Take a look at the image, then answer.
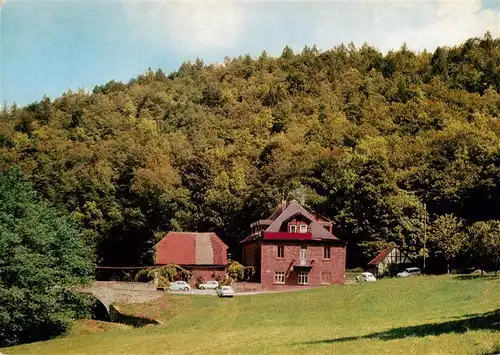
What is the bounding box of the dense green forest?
[1,33,500,270]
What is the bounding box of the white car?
[356,272,377,282]
[397,267,422,278]
[198,280,219,290]
[168,281,191,291]
[216,286,235,298]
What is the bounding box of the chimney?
[281,200,287,212]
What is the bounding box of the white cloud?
[313,0,500,53]
[123,1,245,53]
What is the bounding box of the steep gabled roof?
[266,200,337,240]
[155,232,228,266]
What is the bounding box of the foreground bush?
[0,169,94,347]
[228,262,245,281]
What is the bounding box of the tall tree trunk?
[447,262,450,274]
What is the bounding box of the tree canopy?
[1,33,499,270]
[0,169,94,347]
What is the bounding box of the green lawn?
[5,275,500,355]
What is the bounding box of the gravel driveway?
[82,282,314,306]
[168,287,311,296]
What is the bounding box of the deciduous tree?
[429,214,466,273]
[0,169,94,346]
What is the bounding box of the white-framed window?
[277,245,284,258]
[289,225,297,233]
[324,246,331,259]
[298,272,309,285]
[299,224,308,233]
[321,272,332,284]
[275,272,285,284]
[300,246,307,263]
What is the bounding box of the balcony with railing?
[262,232,313,241]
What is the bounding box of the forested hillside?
[1,33,499,269]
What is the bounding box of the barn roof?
[155,232,228,266]
[367,246,395,266]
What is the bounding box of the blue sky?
[1,0,499,106]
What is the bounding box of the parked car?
[216,286,235,298]
[198,280,219,290]
[397,267,422,278]
[356,272,377,282]
[168,281,191,291]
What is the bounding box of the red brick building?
[155,232,228,285]
[241,200,346,288]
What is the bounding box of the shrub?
[136,264,192,288]
[228,261,245,281]
[220,275,234,286]
[195,276,207,287]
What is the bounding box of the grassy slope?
[5,275,500,355]
[68,320,132,337]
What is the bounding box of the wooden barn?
[367,246,412,277]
